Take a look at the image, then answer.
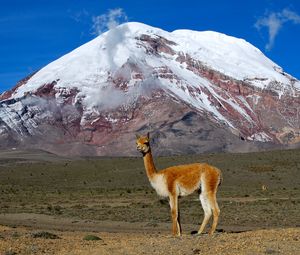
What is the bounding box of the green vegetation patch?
[4,251,17,255]
[83,234,102,241]
[31,231,60,239]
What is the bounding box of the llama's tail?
[218,170,223,187]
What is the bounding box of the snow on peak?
[170,29,296,89]
[12,21,299,101]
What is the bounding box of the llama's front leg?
[169,194,181,236]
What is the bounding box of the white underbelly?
[150,175,169,197]
[177,185,193,197]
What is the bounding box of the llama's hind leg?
[208,192,220,235]
[198,192,212,234]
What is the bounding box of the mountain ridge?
[0,22,299,156]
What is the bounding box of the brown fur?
[136,133,222,236]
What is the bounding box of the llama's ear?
[146,132,150,139]
[135,134,140,139]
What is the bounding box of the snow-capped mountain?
[0,22,299,156]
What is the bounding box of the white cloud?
[282,9,300,23]
[255,8,300,51]
[91,8,128,35]
[79,58,162,110]
[69,9,89,23]
[80,78,161,111]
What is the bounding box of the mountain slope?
[0,22,299,156]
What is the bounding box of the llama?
[136,133,222,236]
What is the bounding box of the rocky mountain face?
[0,22,299,156]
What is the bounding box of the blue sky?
[1,0,300,93]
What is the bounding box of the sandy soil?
[0,221,299,255]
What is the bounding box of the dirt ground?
[0,149,299,254]
[0,223,299,255]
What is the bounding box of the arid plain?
[0,149,299,254]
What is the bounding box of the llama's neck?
[143,150,157,180]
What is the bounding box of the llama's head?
[136,133,150,155]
